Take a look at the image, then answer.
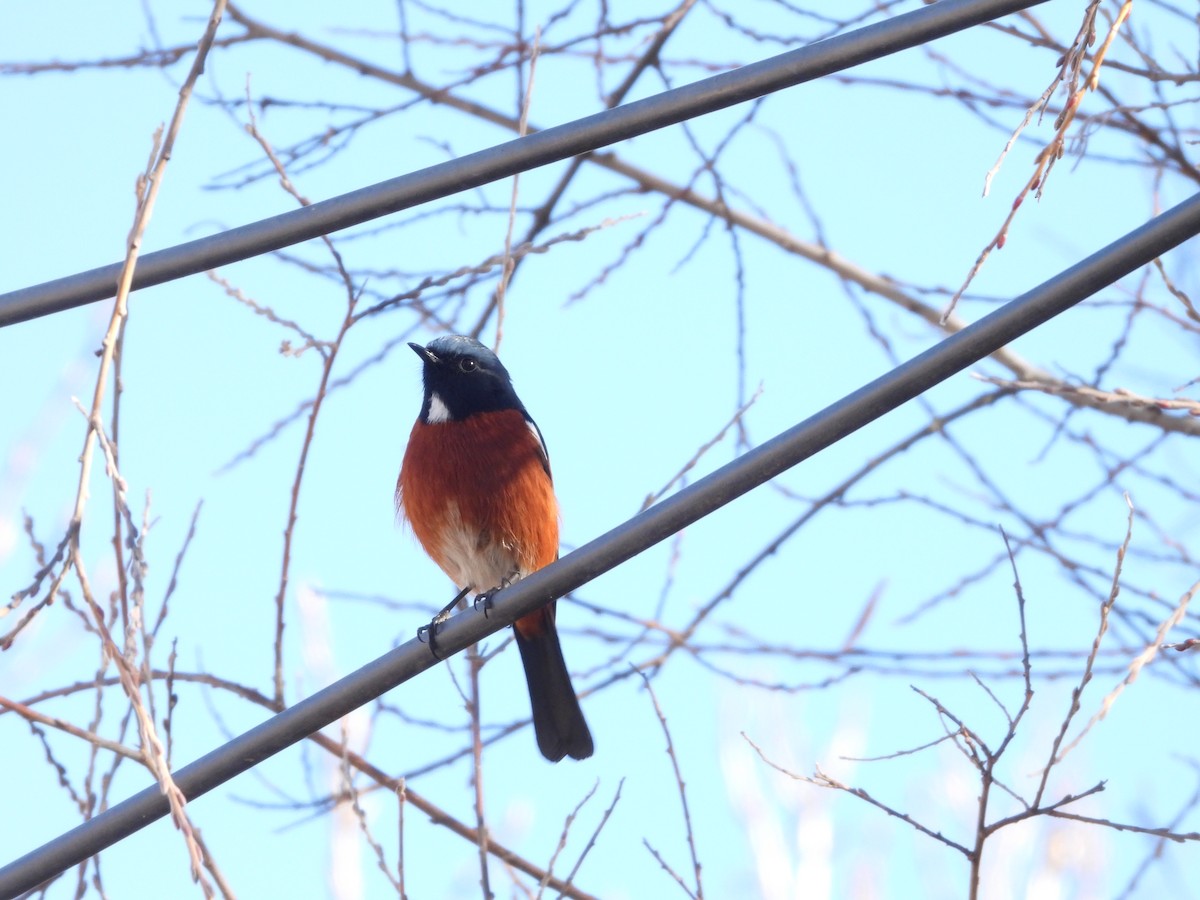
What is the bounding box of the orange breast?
[398,409,559,591]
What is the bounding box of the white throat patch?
[426,392,452,424]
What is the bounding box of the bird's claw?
[473,590,496,618]
[418,587,470,658]
[417,619,446,659]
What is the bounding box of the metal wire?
[3,188,1199,897]
[0,0,1048,328]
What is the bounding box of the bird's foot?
[417,586,471,658]
[473,590,495,617]
[416,621,443,658]
[474,571,520,618]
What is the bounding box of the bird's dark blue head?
[409,335,526,423]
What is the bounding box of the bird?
[397,334,594,762]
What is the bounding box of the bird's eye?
[458,358,478,373]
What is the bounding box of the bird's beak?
[408,342,438,365]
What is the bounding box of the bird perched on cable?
[397,335,594,762]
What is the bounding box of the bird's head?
[408,335,524,423]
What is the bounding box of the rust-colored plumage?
[399,410,558,590]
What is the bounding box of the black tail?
[513,607,594,762]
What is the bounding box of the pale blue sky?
[2,2,1198,898]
